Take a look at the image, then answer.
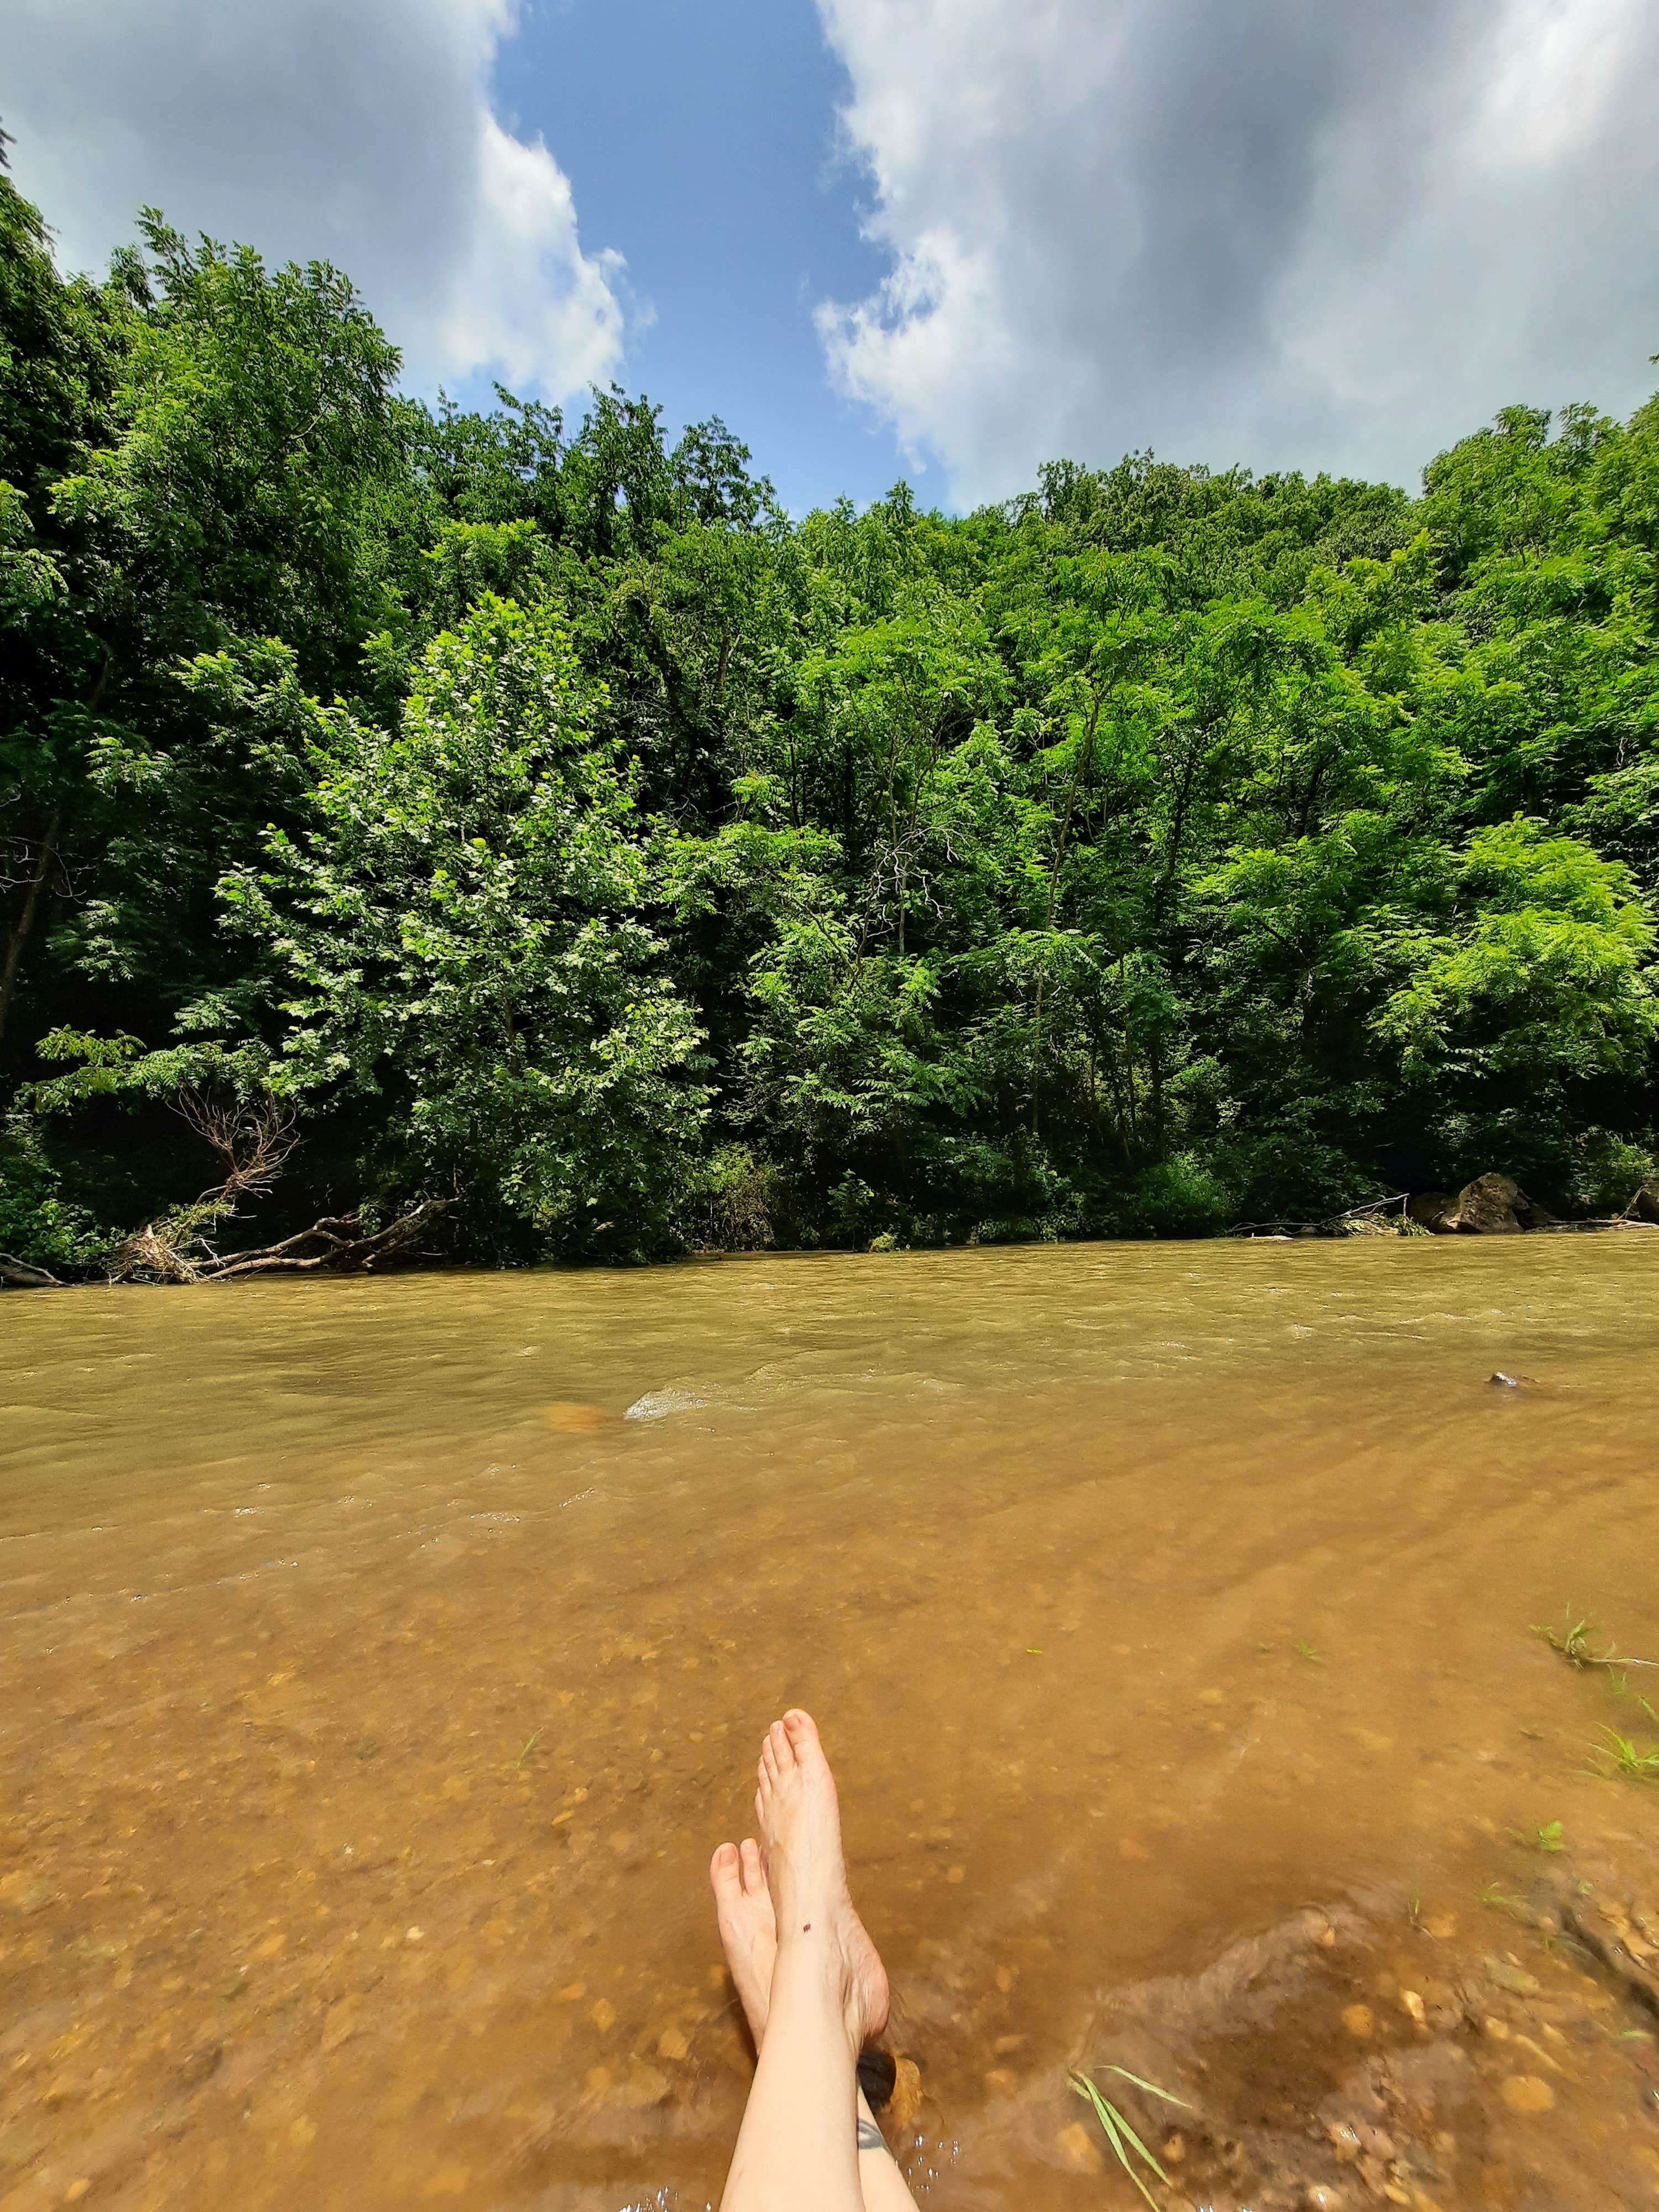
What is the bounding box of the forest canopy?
[3,166,1658,1272]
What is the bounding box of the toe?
[739,1838,764,1893]
[782,1709,820,1758]
[769,1718,794,1769]
[709,1841,741,1902]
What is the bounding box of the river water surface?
[4,1240,1659,2210]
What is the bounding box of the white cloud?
[815,0,1659,505]
[3,0,626,403]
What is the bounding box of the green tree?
[222,594,709,1256]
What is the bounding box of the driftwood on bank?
[112,1198,451,1284]
[1,1252,61,1288]
[1233,1169,1659,1240]
[1229,1193,1409,1239]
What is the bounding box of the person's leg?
[713,1711,900,2212]
[711,1833,918,2212]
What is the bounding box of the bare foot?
[709,1836,776,2046]
[754,1709,889,2053]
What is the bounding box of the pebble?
[1342,2003,1375,2039]
[1305,2188,1345,2210]
[889,2057,924,2130]
[1056,2120,1103,2175]
[1484,1955,1538,1996]
[1500,2074,1554,2114]
[613,2058,670,2109]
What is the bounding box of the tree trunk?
[0,812,60,1050]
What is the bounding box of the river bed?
[3,1240,1658,2209]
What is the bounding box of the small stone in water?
[1500,2074,1554,2114]
[1056,2121,1103,2175]
[888,2056,924,2130]
[1342,2003,1375,2039]
[656,2026,688,2061]
[614,2058,671,2109]
[1484,1955,1539,1996]
[589,1998,616,2032]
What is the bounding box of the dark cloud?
[816,0,1659,500]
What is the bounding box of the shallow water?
[3,1240,1659,2210]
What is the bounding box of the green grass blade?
[1103,2104,1171,2186]
[1105,2063,1191,2110]
[1069,2072,1160,2211]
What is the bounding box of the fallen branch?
[197,1199,452,1279]
[107,1198,451,1284]
[1229,1193,1408,1238]
[0,1251,60,1288]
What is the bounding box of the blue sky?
[486,0,924,513]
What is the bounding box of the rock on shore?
[1409,1174,1554,1234]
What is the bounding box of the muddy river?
[3,1240,1659,2210]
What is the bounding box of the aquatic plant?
[1068,2064,1190,2210]
[1478,1879,1535,1922]
[1592,1728,1659,1781]
[1533,1613,1657,1672]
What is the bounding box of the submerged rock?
[624,1389,711,1422]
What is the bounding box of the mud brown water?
[3,1240,1659,2211]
